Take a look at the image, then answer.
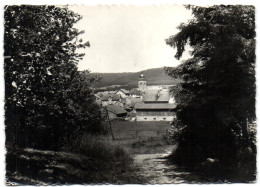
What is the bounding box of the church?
[134,74,176,121]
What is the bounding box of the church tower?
[138,74,147,91]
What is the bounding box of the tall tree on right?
[165,5,256,180]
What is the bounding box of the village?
[94,74,176,121]
[4,4,256,185]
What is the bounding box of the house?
[134,88,176,121]
[134,103,176,121]
[129,89,142,98]
[106,104,127,119]
[101,93,121,106]
[115,89,130,98]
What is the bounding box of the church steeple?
[138,73,147,91]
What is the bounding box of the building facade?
[134,103,176,121]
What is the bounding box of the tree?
[4,5,103,149]
[165,5,256,180]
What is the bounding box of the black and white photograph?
[1,0,257,185]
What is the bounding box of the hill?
[86,67,180,88]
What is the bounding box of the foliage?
[4,5,103,150]
[165,5,256,180]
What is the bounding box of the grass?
[109,121,170,139]
[6,135,145,185]
[102,121,172,154]
[6,121,172,185]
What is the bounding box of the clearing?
[105,120,203,184]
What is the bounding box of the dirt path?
[133,146,202,184]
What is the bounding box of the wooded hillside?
[86,67,181,87]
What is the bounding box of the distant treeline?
[85,67,182,88]
[93,85,137,93]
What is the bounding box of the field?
[102,121,173,154]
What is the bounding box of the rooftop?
[116,89,130,94]
[143,89,170,102]
[134,103,176,110]
[101,93,121,101]
[129,97,143,107]
[106,104,127,114]
[129,89,142,95]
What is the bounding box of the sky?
[69,5,193,73]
